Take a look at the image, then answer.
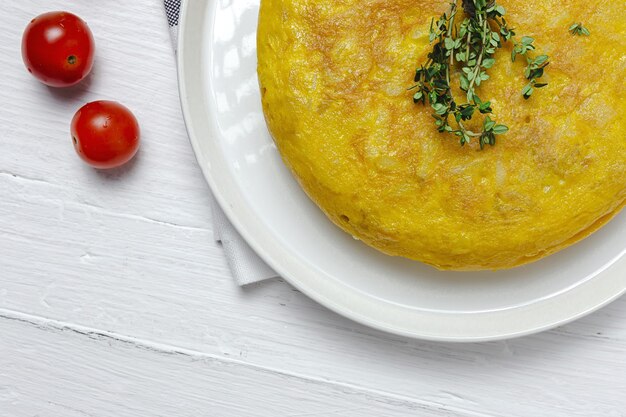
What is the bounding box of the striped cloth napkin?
[163,0,278,286]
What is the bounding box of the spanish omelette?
[257,0,626,270]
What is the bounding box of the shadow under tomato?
[45,67,95,101]
[91,147,141,181]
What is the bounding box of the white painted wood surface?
[1,1,625,416]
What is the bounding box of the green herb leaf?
[482,58,496,68]
[522,84,534,99]
[569,23,590,36]
[432,103,448,115]
[484,117,496,131]
[492,124,509,134]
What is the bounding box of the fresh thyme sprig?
[409,0,549,148]
[569,23,590,36]
[511,37,549,99]
[522,53,549,99]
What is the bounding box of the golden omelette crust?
[257,0,626,270]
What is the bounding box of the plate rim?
[176,0,626,342]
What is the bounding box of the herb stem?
[467,18,489,99]
[457,121,481,137]
[448,2,458,70]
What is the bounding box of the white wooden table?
[1,1,625,416]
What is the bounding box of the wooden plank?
[0,311,474,417]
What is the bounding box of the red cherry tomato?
[71,101,140,169]
[22,11,95,87]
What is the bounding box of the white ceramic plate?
[177,0,626,341]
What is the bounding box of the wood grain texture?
[0,311,475,417]
[0,1,625,416]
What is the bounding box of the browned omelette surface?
[258,0,626,270]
